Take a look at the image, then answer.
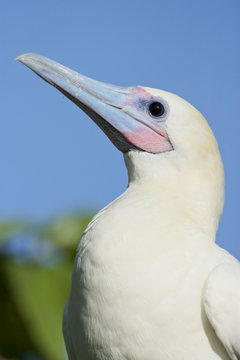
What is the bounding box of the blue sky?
[1,0,240,258]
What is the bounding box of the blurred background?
[1,0,239,359]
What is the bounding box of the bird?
[16,53,240,360]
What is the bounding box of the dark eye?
[148,101,165,117]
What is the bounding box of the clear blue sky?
[1,0,240,258]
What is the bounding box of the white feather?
[63,88,239,360]
[204,262,240,360]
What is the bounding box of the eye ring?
[148,101,165,118]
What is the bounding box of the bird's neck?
[123,150,224,241]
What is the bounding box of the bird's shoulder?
[203,249,240,360]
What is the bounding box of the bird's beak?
[16,53,171,153]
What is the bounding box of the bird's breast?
[67,202,228,360]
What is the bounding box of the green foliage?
[43,214,91,260]
[0,213,93,360]
[0,220,31,245]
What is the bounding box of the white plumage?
[16,53,240,360]
[63,89,239,360]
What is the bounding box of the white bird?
[17,53,240,360]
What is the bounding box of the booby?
[17,53,240,360]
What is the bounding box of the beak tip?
[15,52,38,64]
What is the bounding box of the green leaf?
[1,259,73,360]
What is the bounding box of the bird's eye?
[148,101,165,118]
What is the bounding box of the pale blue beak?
[16,53,142,152]
[16,53,172,154]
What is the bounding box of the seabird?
[17,53,240,360]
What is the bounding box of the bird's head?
[17,53,224,233]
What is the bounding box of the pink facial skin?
[123,127,172,153]
[122,86,173,153]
